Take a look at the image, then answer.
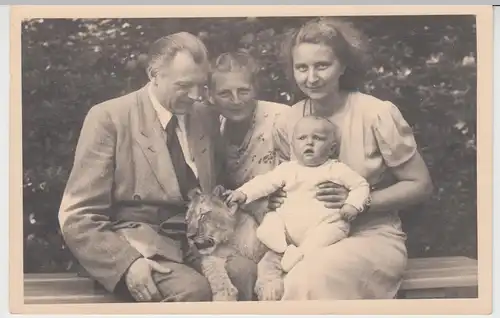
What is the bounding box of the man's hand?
[339,204,359,222]
[125,258,172,302]
[315,181,349,209]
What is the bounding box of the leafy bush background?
[22,16,477,273]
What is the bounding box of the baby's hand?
[224,190,247,206]
[339,204,359,222]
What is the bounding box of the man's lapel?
[132,85,183,200]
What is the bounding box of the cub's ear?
[207,95,215,105]
[212,185,226,198]
[228,202,238,216]
[187,187,202,201]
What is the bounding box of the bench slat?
[24,294,121,304]
[403,266,478,279]
[24,284,108,297]
[24,273,86,279]
[400,273,478,290]
[405,256,477,269]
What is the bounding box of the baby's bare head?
[294,116,336,135]
[292,116,338,166]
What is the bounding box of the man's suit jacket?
[58,84,223,292]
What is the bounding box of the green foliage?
[22,16,477,273]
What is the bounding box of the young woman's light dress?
[272,91,414,299]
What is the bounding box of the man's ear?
[146,66,155,82]
[212,185,226,198]
[187,187,202,201]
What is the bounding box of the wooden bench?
[23,256,478,304]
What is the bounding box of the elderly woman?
[268,17,433,299]
[207,51,290,224]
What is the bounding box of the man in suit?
[58,32,257,302]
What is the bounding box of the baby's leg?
[300,219,350,253]
[281,219,349,273]
[280,245,304,273]
[256,212,288,254]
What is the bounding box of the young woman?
[268,17,433,300]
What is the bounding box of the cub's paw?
[255,279,284,301]
[213,284,239,301]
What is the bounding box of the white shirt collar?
[148,83,185,131]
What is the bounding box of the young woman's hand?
[315,181,349,209]
[267,188,287,210]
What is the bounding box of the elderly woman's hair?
[208,50,261,88]
[146,32,209,78]
[281,17,372,91]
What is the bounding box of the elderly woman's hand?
[315,181,349,209]
[267,188,287,210]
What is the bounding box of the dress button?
[133,194,141,200]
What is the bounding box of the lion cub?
[185,185,267,301]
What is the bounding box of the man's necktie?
[165,116,198,201]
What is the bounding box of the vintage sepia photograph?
[9,5,493,315]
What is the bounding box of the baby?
[226,115,371,272]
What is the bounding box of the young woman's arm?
[368,151,433,213]
[302,151,433,212]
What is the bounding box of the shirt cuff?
[343,197,366,213]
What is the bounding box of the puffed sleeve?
[372,101,418,167]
